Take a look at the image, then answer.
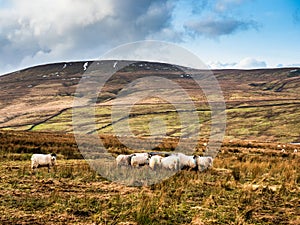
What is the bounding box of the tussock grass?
[0,131,299,224]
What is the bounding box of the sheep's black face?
[51,153,57,161]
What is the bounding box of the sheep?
[149,155,163,170]
[31,153,57,173]
[195,156,213,172]
[149,152,171,157]
[116,154,134,166]
[294,149,298,153]
[174,153,197,170]
[161,155,180,170]
[281,149,286,153]
[130,153,150,167]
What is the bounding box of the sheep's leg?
[31,162,35,171]
[31,165,36,174]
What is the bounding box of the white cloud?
[209,57,267,69]
[182,0,258,38]
[277,63,300,68]
[0,0,265,75]
[185,18,257,38]
[0,0,177,74]
[214,0,244,12]
[208,61,236,69]
[235,57,267,69]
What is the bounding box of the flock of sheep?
[116,152,213,172]
[30,146,298,173]
[277,144,298,153]
[30,152,213,173]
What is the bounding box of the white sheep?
[116,154,134,166]
[175,153,197,170]
[149,155,163,170]
[281,149,286,153]
[294,149,298,153]
[196,156,213,171]
[31,153,57,173]
[130,153,150,167]
[161,155,180,170]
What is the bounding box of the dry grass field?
[0,131,299,225]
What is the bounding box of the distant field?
[0,130,299,224]
[23,101,299,143]
[0,61,299,142]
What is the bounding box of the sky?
[0,0,299,75]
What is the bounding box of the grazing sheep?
[281,149,286,153]
[116,154,134,166]
[175,153,197,170]
[294,149,298,153]
[31,153,57,173]
[130,153,150,167]
[149,155,163,170]
[196,156,213,172]
[161,155,180,170]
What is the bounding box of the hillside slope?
[0,61,299,142]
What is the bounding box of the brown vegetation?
[0,62,299,224]
[0,61,299,142]
[0,130,299,224]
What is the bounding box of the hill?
[0,61,299,224]
[0,61,299,142]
